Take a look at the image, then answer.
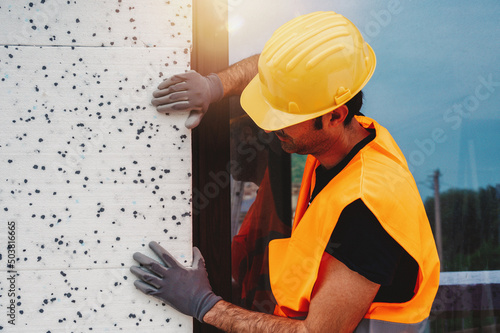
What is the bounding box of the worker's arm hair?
[203,253,380,333]
[218,54,259,97]
[204,300,307,333]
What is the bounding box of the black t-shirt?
[310,129,418,303]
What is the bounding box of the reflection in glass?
[230,104,291,313]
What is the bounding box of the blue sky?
[229,0,500,200]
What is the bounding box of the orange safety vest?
[268,116,440,329]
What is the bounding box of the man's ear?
[327,105,348,127]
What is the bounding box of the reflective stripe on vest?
[268,116,440,325]
[355,318,430,333]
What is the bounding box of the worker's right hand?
[152,70,224,129]
[131,242,222,322]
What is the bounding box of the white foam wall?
[0,1,193,332]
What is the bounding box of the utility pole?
[433,169,443,269]
[496,184,500,245]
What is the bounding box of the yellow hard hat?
[241,11,376,131]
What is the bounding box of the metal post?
[434,169,443,269]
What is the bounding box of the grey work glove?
[151,70,224,129]
[130,242,222,322]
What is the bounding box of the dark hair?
[313,90,364,130]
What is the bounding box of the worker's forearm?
[218,54,259,97]
[203,300,307,333]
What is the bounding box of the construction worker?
[131,11,440,332]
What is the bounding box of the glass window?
[229,99,291,313]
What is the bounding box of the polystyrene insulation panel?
[0,1,194,332]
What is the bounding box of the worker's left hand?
[151,70,224,129]
[130,242,222,322]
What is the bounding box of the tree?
[424,185,500,271]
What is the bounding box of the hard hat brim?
[241,43,376,132]
[240,75,335,131]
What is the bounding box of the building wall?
[0,1,193,332]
